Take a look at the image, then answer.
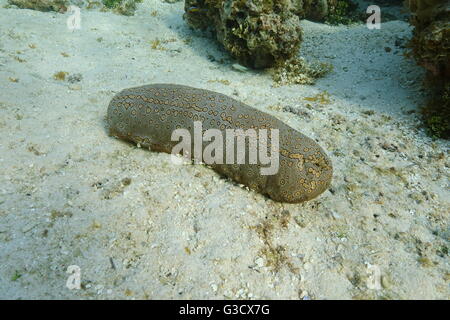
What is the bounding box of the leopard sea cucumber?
[107,84,332,203]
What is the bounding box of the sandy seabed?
[0,1,448,299]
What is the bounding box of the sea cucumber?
[107,84,332,203]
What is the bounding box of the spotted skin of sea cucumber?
[107,84,333,203]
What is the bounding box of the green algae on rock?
[271,57,334,86]
[107,84,333,203]
[102,0,142,16]
[7,0,68,12]
[7,0,143,15]
[325,0,360,25]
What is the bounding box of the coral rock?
[406,0,450,138]
[184,0,305,69]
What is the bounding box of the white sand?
[0,1,448,299]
